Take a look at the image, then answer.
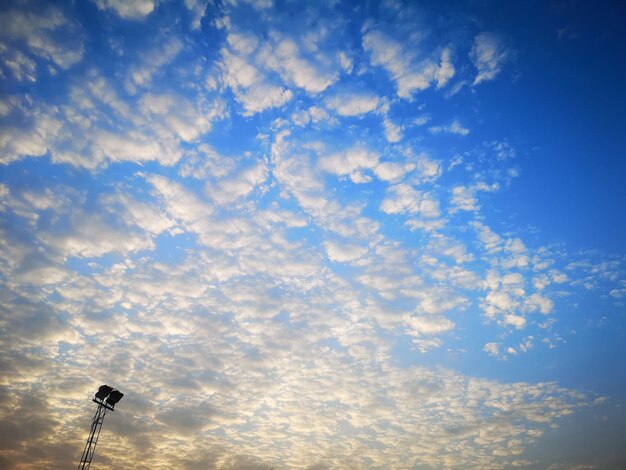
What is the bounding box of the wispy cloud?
[471,32,511,85]
[428,119,470,135]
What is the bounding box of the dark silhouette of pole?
[78,385,123,470]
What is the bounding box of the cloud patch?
[363,30,455,98]
[471,32,511,85]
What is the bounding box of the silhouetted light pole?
[77,385,124,470]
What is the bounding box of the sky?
[0,0,625,468]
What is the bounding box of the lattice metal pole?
[77,401,109,470]
[77,385,123,470]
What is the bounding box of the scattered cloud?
[0,3,84,72]
[413,114,430,126]
[318,145,379,183]
[0,1,622,469]
[260,34,338,94]
[93,0,156,20]
[125,36,183,92]
[429,119,470,136]
[471,32,511,85]
[324,91,380,117]
[324,239,369,263]
[363,30,455,98]
[484,342,501,357]
[381,184,440,217]
[219,35,293,115]
[383,117,403,142]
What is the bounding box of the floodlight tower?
[77,385,124,470]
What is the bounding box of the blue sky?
[1,0,625,468]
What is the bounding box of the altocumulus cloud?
[0,0,625,469]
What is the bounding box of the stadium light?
[78,385,124,470]
[94,385,113,401]
[106,390,124,408]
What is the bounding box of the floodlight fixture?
[78,385,124,470]
[106,390,124,408]
[95,385,113,401]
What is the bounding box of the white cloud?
[219,44,293,115]
[413,115,430,126]
[472,221,502,253]
[380,184,440,217]
[0,183,9,205]
[471,32,510,85]
[272,133,381,241]
[94,0,155,20]
[90,129,176,167]
[0,98,12,117]
[259,35,338,94]
[428,120,469,136]
[84,73,132,120]
[519,337,534,353]
[505,314,527,329]
[0,5,84,71]
[427,234,473,264]
[0,3,615,467]
[225,0,273,10]
[237,82,293,115]
[489,139,517,160]
[181,145,237,180]
[409,153,442,184]
[324,240,368,263]
[0,103,60,164]
[0,45,37,81]
[480,262,560,330]
[405,315,455,335]
[140,92,213,142]
[417,286,468,314]
[102,191,176,236]
[325,92,380,117]
[220,41,259,88]
[363,30,455,98]
[524,293,555,315]
[451,185,478,211]
[373,161,414,182]
[272,132,324,194]
[41,212,154,258]
[257,205,308,229]
[205,159,268,204]
[484,342,500,357]
[436,47,455,88]
[148,175,214,226]
[411,337,443,352]
[12,69,227,170]
[450,183,498,212]
[291,106,334,127]
[318,146,379,182]
[337,50,353,73]
[126,36,183,92]
[502,238,530,269]
[383,117,403,142]
[184,0,207,30]
[483,288,518,313]
[609,280,626,299]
